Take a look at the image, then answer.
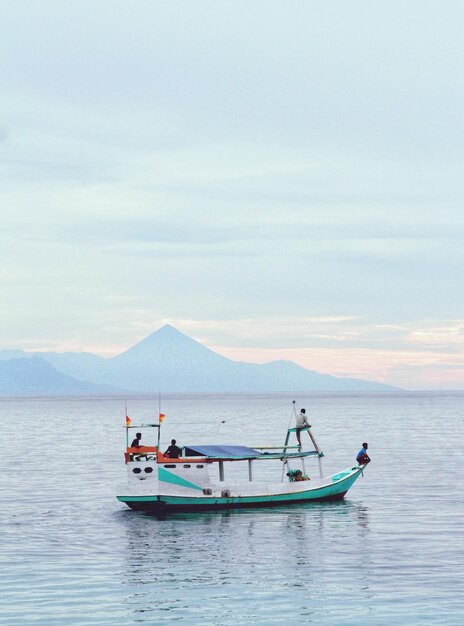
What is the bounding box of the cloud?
[0,2,464,389]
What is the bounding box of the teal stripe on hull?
[158,466,203,491]
[117,468,363,511]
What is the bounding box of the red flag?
[126,415,131,426]
[159,413,165,423]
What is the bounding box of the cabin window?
[132,468,142,474]
[164,464,176,469]
[183,464,191,469]
[196,465,204,469]
[144,467,153,473]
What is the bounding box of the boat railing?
[125,447,212,464]
[125,446,159,463]
[126,446,158,453]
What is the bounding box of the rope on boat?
[216,399,294,426]
[174,399,293,429]
[286,400,298,432]
[196,400,294,437]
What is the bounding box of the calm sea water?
[0,393,463,625]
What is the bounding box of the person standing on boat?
[356,443,371,465]
[164,439,182,458]
[296,408,311,448]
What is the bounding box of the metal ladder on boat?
[283,404,324,479]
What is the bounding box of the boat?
[116,401,367,513]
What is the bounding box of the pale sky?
[1,1,463,390]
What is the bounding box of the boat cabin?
[124,421,324,487]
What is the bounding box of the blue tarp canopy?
[184,445,260,459]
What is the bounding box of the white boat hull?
[117,465,365,512]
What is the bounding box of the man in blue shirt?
[356,442,371,465]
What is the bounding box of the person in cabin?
[164,439,182,458]
[295,408,311,448]
[131,432,142,448]
[356,442,371,465]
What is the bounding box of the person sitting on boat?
[164,439,182,459]
[131,432,142,448]
[129,432,148,461]
[295,408,311,448]
[356,443,371,465]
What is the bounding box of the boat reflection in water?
[119,500,371,621]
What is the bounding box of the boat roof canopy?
[184,445,260,459]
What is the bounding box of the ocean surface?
[0,392,463,625]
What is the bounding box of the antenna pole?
[125,399,129,448]
[157,390,161,449]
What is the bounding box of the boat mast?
[125,400,129,449]
[157,390,161,449]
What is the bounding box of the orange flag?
[159,413,166,423]
[126,415,131,426]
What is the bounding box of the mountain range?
[0,324,399,395]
